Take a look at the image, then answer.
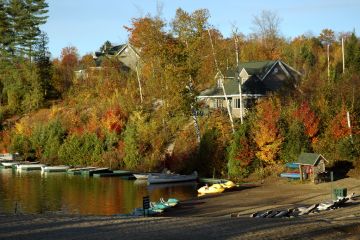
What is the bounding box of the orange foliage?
[101,106,127,134]
[235,139,254,167]
[252,99,283,164]
[329,107,351,140]
[293,101,320,140]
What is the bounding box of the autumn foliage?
[293,101,320,142]
[252,99,283,165]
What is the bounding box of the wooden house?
[295,153,328,183]
[197,60,301,118]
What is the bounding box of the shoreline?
[1,178,360,239]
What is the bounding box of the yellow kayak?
[220,181,236,189]
[197,184,225,194]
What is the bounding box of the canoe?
[148,171,198,184]
[280,173,301,179]
[16,164,46,171]
[285,163,300,169]
[133,172,161,180]
[41,166,70,173]
[133,173,150,180]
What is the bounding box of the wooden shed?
[295,153,328,183]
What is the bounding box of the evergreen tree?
[0,0,12,56]
[23,0,48,61]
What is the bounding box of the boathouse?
[295,153,328,183]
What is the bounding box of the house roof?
[198,60,300,98]
[296,153,328,166]
[237,60,277,79]
[199,74,266,97]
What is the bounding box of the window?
[273,67,278,74]
[234,98,240,108]
[215,99,223,108]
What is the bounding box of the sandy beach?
[1,178,360,239]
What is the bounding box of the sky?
[42,0,360,58]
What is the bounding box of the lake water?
[0,169,198,215]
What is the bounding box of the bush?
[58,132,104,166]
[29,119,66,163]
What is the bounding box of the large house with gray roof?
[93,43,140,71]
[75,43,140,79]
[197,60,301,118]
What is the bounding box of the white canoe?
[41,165,70,173]
[148,171,198,184]
[133,173,163,180]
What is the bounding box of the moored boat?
[148,171,198,184]
[67,167,97,173]
[1,161,20,168]
[41,165,70,173]
[81,167,112,176]
[16,164,46,171]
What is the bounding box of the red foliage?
[329,107,351,140]
[293,101,320,140]
[61,46,79,68]
[235,139,254,167]
[102,106,127,134]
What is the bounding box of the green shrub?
[58,132,104,166]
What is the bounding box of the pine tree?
[7,0,48,59]
[23,0,48,61]
[0,0,12,56]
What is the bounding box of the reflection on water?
[0,169,198,215]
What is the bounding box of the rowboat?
[133,173,150,180]
[41,165,70,173]
[148,171,198,184]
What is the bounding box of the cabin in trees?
[197,60,301,118]
[75,43,140,79]
[93,43,140,71]
[295,153,328,183]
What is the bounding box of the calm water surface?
[0,169,198,215]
